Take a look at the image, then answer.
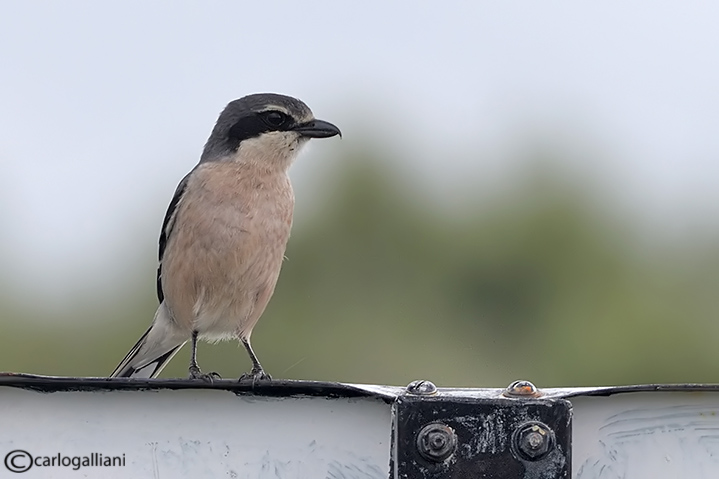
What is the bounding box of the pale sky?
[1,2,718,304]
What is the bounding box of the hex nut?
[513,422,554,461]
[416,422,457,462]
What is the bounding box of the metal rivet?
[503,379,540,397]
[406,379,437,396]
[513,422,554,461]
[416,423,457,462]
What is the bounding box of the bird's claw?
[188,365,221,382]
[239,368,272,384]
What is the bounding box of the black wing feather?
[157,172,192,303]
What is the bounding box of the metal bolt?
[513,422,554,461]
[406,379,437,396]
[416,423,457,462]
[503,379,539,397]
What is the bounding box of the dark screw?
[406,379,437,396]
[416,423,457,462]
[503,379,539,397]
[513,422,554,461]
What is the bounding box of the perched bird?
[111,94,341,380]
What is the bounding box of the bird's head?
[200,93,341,169]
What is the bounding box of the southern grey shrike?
[111,93,341,380]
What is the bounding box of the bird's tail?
[110,303,187,378]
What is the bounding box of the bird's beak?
[293,119,342,139]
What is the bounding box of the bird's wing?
[157,171,192,303]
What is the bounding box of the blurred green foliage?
[1,143,717,387]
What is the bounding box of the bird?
[110,93,341,380]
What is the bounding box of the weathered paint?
[573,392,719,479]
[392,395,571,479]
[0,387,390,479]
[2,376,719,478]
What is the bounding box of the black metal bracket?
[392,383,572,478]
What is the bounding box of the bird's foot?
[188,365,222,382]
[238,367,272,384]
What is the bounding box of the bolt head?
[513,422,554,461]
[406,379,437,396]
[503,379,539,397]
[416,423,457,462]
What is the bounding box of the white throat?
[232,131,307,172]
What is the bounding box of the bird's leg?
[188,330,221,381]
[188,331,202,377]
[239,337,271,382]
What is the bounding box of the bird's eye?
[262,111,288,128]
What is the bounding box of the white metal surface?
[2,377,719,478]
[573,392,719,479]
[0,387,391,478]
